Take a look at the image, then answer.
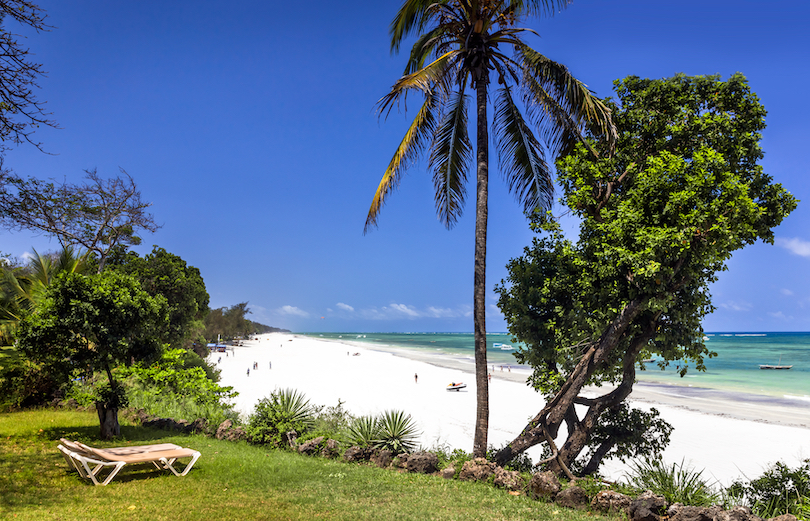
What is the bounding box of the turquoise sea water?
[302,332,810,403]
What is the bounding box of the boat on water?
[640,358,655,364]
[760,355,792,370]
[446,382,467,391]
[493,343,513,350]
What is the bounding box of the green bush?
[247,388,315,446]
[727,460,810,520]
[345,415,379,448]
[375,410,419,453]
[626,458,719,506]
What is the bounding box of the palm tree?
[0,246,88,342]
[365,0,616,457]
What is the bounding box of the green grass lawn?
[0,409,618,520]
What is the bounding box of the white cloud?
[776,237,810,258]
[336,302,355,312]
[277,305,309,318]
[718,301,752,312]
[767,311,791,320]
[21,251,35,262]
[781,288,794,296]
[388,303,421,317]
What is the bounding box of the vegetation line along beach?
[1,0,809,519]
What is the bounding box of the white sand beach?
[211,332,810,486]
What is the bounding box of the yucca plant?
[346,415,379,448]
[247,388,315,446]
[374,410,420,454]
[626,458,719,506]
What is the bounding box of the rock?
[628,490,668,521]
[297,436,324,456]
[529,471,561,500]
[215,419,234,440]
[556,486,589,509]
[493,467,524,491]
[175,419,191,432]
[394,453,409,468]
[406,451,439,474]
[767,515,798,521]
[459,458,496,482]
[715,506,754,521]
[321,439,340,458]
[670,505,724,521]
[441,467,456,479]
[591,490,632,513]
[189,418,208,434]
[221,426,246,441]
[371,449,393,468]
[343,446,371,463]
[283,430,298,449]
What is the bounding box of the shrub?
[346,415,379,448]
[375,410,419,453]
[626,458,719,506]
[727,460,810,520]
[247,388,314,446]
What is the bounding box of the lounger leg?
[160,451,200,476]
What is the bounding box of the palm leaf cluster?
[366,0,615,232]
[0,247,88,342]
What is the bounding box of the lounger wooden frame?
[58,438,201,486]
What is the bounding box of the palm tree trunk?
[472,79,489,459]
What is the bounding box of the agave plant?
[273,388,315,429]
[346,415,379,448]
[374,410,420,454]
[626,458,719,506]
[247,388,315,445]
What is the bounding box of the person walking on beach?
[269,361,272,369]
[414,373,418,383]
[247,368,250,377]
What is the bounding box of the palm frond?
[509,0,573,18]
[429,88,471,228]
[378,51,458,116]
[404,26,448,75]
[493,86,553,214]
[390,0,446,53]
[517,44,616,158]
[365,94,440,234]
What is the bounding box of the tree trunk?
[493,297,650,468]
[96,402,120,439]
[472,78,490,459]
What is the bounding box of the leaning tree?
[366,0,615,457]
[493,73,796,475]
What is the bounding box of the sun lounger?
[58,438,201,486]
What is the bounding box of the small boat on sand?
[446,382,467,391]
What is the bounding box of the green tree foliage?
[367,0,616,458]
[493,74,797,475]
[15,270,167,438]
[203,302,280,342]
[113,246,209,350]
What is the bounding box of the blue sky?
[2,0,809,333]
